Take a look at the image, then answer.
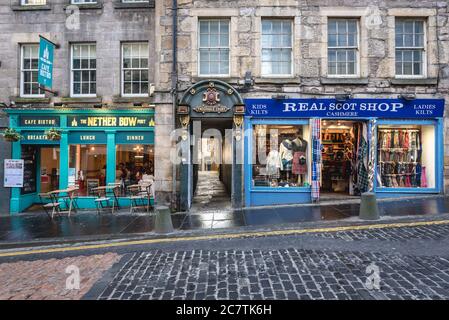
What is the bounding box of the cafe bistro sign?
[67,115,155,128]
[245,98,445,118]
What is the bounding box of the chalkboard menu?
[21,146,37,194]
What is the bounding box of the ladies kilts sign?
[245,99,445,118]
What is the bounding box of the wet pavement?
[0,196,448,244]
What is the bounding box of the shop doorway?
[320,120,368,201]
[190,119,233,213]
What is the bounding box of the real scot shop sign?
[244,99,445,118]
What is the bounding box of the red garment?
[292,151,307,174]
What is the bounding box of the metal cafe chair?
[92,186,116,214]
[127,184,147,214]
[38,192,61,219]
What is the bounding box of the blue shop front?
[244,98,445,207]
[5,108,155,214]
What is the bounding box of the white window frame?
[20,44,44,98]
[21,0,46,5]
[198,19,231,77]
[70,43,97,98]
[121,42,149,97]
[394,18,427,79]
[327,18,360,78]
[261,19,293,78]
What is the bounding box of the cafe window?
[20,44,44,97]
[377,124,435,189]
[40,147,60,193]
[71,43,96,97]
[122,42,149,97]
[68,145,106,196]
[116,145,154,196]
[252,124,310,188]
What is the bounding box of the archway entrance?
[177,80,244,212]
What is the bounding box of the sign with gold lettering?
[67,116,155,128]
[20,116,60,127]
[116,132,154,144]
[21,131,59,144]
[68,132,107,144]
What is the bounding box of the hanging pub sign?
[245,98,445,118]
[37,36,55,89]
[67,115,155,128]
[19,116,60,127]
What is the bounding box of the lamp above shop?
[272,94,289,100]
[398,93,416,101]
[335,93,352,102]
[177,105,190,115]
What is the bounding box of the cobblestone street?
[1,220,449,300]
[86,221,449,300]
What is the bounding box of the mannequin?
[279,138,293,184]
[292,130,308,186]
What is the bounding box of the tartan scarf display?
[311,118,321,201]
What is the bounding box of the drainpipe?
[171,0,178,211]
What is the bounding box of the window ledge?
[391,78,438,85]
[60,97,103,104]
[321,77,369,85]
[191,76,240,84]
[113,1,155,9]
[11,97,51,104]
[256,78,300,85]
[112,96,150,103]
[11,5,51,11]
[63,3,103,10]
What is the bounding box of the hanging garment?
[292,151,307,175]
[421,166,427,188]
[311,119,321,201]
[266,150,282,176]
[279,139,293,171]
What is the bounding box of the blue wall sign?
[245,99,445,118]
[37,37,55,89]
[116,132,154,144]
[21,131,58,144]
[68,132,107,144]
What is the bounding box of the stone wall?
[157,0,449,195]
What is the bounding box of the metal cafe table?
[47,187,79,217]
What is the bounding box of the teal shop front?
[5,109,155,214]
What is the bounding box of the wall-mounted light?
[398,93,416,101]
[335,93,352,102]
[177,105,190,115]
[272,94,289,100]
[233,104,245,115]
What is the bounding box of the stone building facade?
[0,0,448,213]
[154,0,449,209]
[0,0,161,213]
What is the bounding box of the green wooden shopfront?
[5,108,155,214]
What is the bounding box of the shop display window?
[377,124,435,189]
[252,124,310,188]
[68,145,107,196]
[116,145,154,196]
